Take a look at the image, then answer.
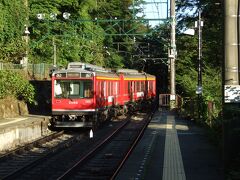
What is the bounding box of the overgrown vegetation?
[0,0,28,63]
[176,0,223,124]
[27,0,146,68]
[0,70,35,103]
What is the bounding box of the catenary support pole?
[170,0,176,109]
[225,0,239,85]
[223,0,240,170]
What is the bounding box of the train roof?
[52,68,91,75]
[67,62,110,73]
[52,62,155,79]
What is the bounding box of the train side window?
[131,81,133,93]
[128,81,131,94]
[113,82,115,95]
[150,81,153,91]
[108,81,111,96]
[111,81,114,95]
[109,82,112,96]
[132,81,135,92]
[115,82,118,95]
[104,82,106,96]
[101,81,104,97]
[114,82,117,95]
[98,81,100,97]
[118,82,120,95]
[146,81,148,91]
[141,82,144,92]
[137,81,140,92]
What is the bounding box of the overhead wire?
[95,0,169,65]
[153,0,161,21]
[101,5,146,56]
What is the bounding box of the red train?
[50,62,156,128]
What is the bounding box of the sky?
[138,0,169,27]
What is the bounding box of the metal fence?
[159,94,182,109]
[0,63,52,80]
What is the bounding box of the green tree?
[176,0,223,118]
[0,0,28,62]
[0,70,35,103]
[28,0,142,68]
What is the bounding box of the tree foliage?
[0,0,28,62]
[26,0,145,68]
[0,70,35,103]
[0,0,146,69]
[176,0,223,116]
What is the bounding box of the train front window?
[54,80,93,99]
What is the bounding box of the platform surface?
[116,110,223,180]
[0,115,49,130]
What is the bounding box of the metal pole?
[53,37,57,67]
[223,0,239,168]
[23,0,29,70]
[198,9,202,89]
[170,0,176,108]
[225,0,239,85]
[197,9,203,120]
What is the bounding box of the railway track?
[57,112,152,179]
[0,117,129,179]
[0,131,83,180]
[0,110,154,179]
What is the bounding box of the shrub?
[0,70,35,103]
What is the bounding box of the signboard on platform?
[170,94,176,101]
[196,86,203,95]
[224,85,240,103]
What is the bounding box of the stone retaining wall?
[0,97,28,118]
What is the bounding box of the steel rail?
[56,119,130,180]
[110,110,156,179]
[0,131,64,161]
[1,131,73,180]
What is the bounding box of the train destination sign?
[224,85,240,103]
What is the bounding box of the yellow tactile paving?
[162,115,186,180]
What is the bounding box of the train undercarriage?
[49,98,154,129]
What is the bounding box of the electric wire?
[101,5,146,57]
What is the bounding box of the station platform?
[0,115,49,130]
[116,110,224,180]
[0,115,50,152]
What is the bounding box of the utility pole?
[170,0,176,108]
[225,1,239,86]
[223,0,240,168]
[197,9,203,93]
[195,9,203,120]
[53,37,57,67]
[22,0,29,70]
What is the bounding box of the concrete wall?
[0,118,50,151]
